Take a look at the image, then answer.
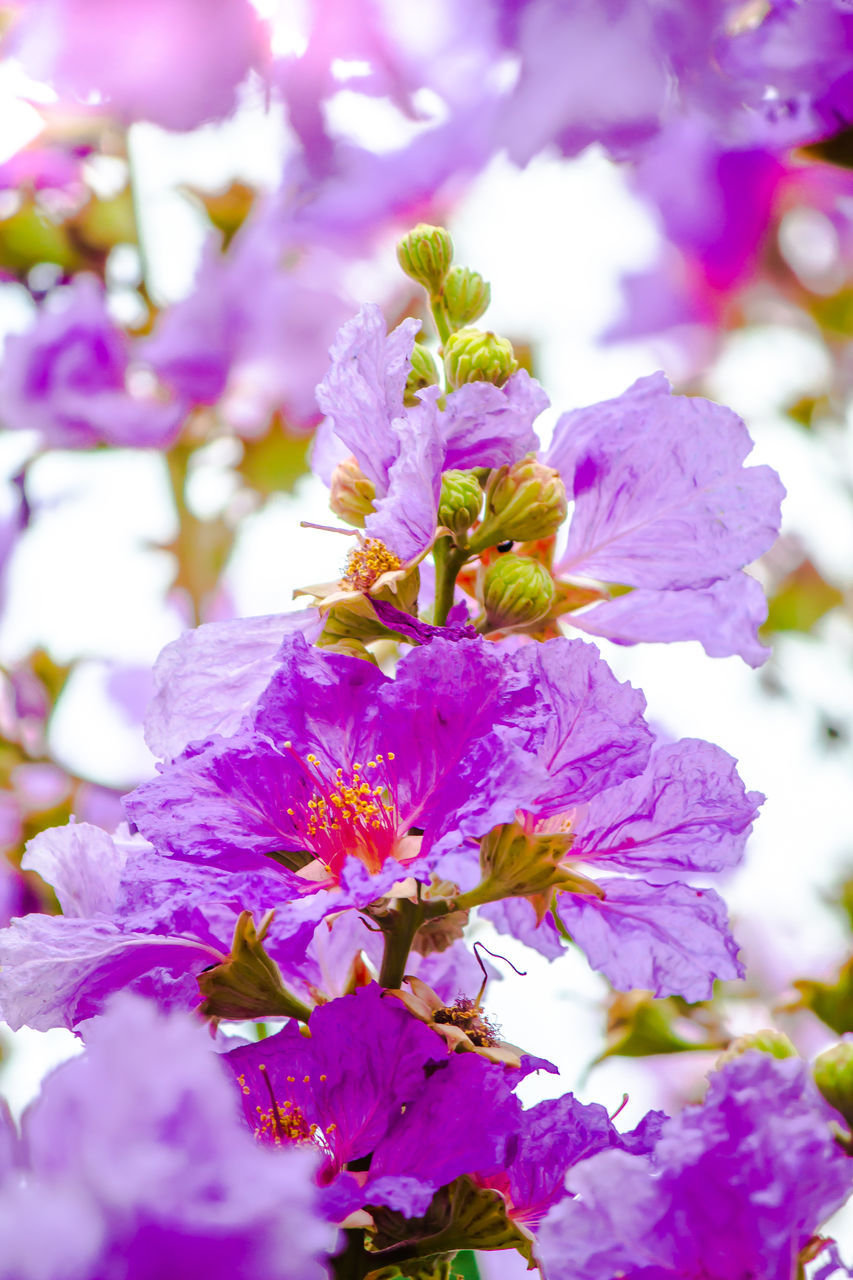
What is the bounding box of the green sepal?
[593,991,730,1064]
[456,821,603,912]
[367,1178,536,1270]
[715,1029,797,1066]
[790,956,853,1034]
[198,910,313,1022]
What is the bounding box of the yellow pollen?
[342,537,402,592]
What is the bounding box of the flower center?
[433,996,500,1048]
[283,744,400,876]
[238,1066,336,1152]
[343,537,401,591]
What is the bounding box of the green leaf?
[238,421,311,498]
[593,991,728,1063]
[792,958,853,1035]
[763,560,843,635]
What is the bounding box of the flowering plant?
[2,5,853,1278]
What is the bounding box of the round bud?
[438,469,483,536]
[329,455,376,527]
[443,328,518,390]
[716,1030,798,1068]
[404,342,440,406]
[814,1043,853,1126]
[469,457,568,553]
[396,224,453,293]
[443,266,491,329]
[482,554,554,631]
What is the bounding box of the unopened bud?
[404,343,440,406]
[443,328,518,390]
[443,266,490,329]
[716,1030,798,1067]
[482,554,554,631]
[469,457,568,553]
[814,1043,853,1126]
[438,469,483,536]
[397,224,453,293]
[329,455,376,527]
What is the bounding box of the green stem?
[378,898,423,989]
[432,536,468,627]
[330,1229,372,1280]
[429,291,452,346]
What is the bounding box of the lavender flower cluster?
[1,218,851,1280]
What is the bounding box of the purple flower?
[0,993,334,1279]
[497,0,672,164]
[314,304,547,563]
[476,1093,662,1231]
[478,645,761,999]
[226,984,524,1219]
[546,372,785,666]
[225,984,447,1176]
[140,207,359,432]
[11,0,266,132]
[124,631,543,906]
[537,1052,853,1280]
[0,823,221,1030]
[0,276,185,450]
[143,609,322,762]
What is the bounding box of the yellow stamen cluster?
[342,537,401,591]
[238,1068,337,1150]
[286,751,397,840]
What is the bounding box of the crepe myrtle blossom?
[537,1051,853,1280]
[0,993,333,1280]
[8,0,266,133]
[224,984,659,1225]
[311,303,547,581]
[0,275,185,450]
[544,372,785,666]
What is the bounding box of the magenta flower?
[0,993,334,1279]
[537,1052,853,1280]
[546,372,785,666]
[0,276,184,450]
[10,0,266,132]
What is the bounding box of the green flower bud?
[468,457,568,553]
[443,327,518,390]
[716,1029,798,1067]
[329,455,376,527]
[482,554,554,631]
[443,265,491,329]
[396,223,453,292]
[403,342,440,406]
[814,1042,853,1125]
[438,469,483,536]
